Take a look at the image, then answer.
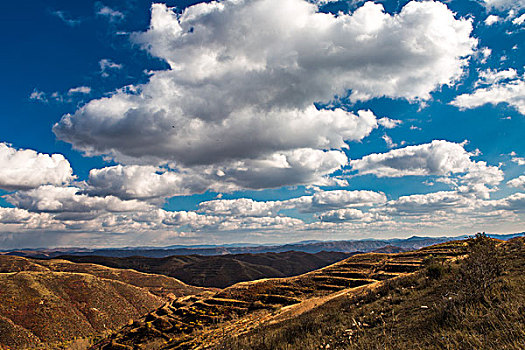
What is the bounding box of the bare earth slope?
[91,241,467,349]
[0,255,210,349]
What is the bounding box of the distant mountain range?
[2,233,522,259]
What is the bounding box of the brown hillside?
[0,255,212,349]
[0,255,208,298]
[91,241,467,349]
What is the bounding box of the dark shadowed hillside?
[58,251,351,288]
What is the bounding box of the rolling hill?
[0,255,211,349]
[56,251,352,288]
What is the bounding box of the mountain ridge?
[3,233,522,259]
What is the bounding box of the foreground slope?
[216,236,525,350]
[0,256,209,349]
[92,241,467,349]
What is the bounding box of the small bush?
[456,232,502,303]
[424,256,445,280]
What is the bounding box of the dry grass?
[215,235,525,350]
[90,242,467,349]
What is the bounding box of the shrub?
[456,232,502,303]
[424,255,445,280]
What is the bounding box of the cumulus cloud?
[452,69,525,115]
[0,143,74,191]
[512,13,525,25]
[6,185,152,214]
[287,189,387,212]
[386,191,474,215]
[481,0,525,11]
[53,0,475,190]
[197,189,386,217]
[378,117,402,129]
[382,134,397,148]
[349,140,503,198]
[487,192,525,212]
[318,208,389,222]
[198,198,281,217]
[484,14,501,25]
[87,165,213,200]
[0,207,62,231]
[508,175,525,189]
[476,68,518,85]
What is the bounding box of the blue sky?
[0,0,524,248]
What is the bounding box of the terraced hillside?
[0,255,210,349]
[217,236,525,350]
[93,241,467,349]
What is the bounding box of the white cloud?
[377,117,402,129]
[197,190,387,218]
[451,72,525,115]
[0,143,74,191]
[96,4,125,22]
[487,192,525,212]
[198,198,280,217]
[508,175,525,189]
[512,13,525,25]
[511,154,525,165]
[0,207,62,230]
[476,68,518,85]
[29,89,47,102]
[387,191,474,215]
[318,208,382,222]
[292,190,387,211]
[350,140,473,177]
[53,0,475,190]
[87,164,219,200]
[382,134,397,148]
[6,185,153,214]
[67,86,91,95]
[481,0,525,10]
[52,10,82,26]
[349,140,503,198]
[99,58,123,77]
[478,47,492,64]
[484,14,501,25]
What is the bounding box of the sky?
[0,0,524,249]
